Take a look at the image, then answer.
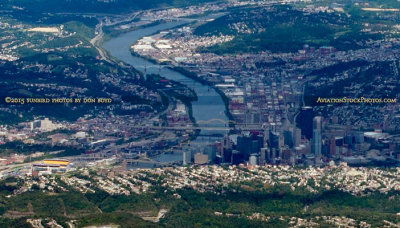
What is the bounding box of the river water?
[103,19,228,164]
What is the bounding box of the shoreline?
[101,13,232,129]
[167,66,234,127]
[99,21,201,148]
[129,50,234,128]
[101,17,231,152]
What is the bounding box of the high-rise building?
[204,145,217,163]
[269,131,280,149]
[40,118,58,131]
[223,134,231,150]
[311,116,322,157]
[282,147,292,161]
[194,153,208,164]
[354,132,364,144]
[30,118,59,132]
[256,134,264,149]
[335,137,344,147]
[271,148,276,164]
[263,127,270,146]
[223,148,232,163]
[345,134,354,145]
[293,127,302,147]
[297,106,314,139]
[283,128,294,147]
[270,123,277,133]
[264,147,272,161]
[278,134,285,148]
[237,133,252,160]
[346,145,352,157]
[249,153,259,166]
[251,140,260,154]
[231,150,242,165]
[329,136,336,157]
[284,129,294,148]
[260,147,268,165]
[183,149,191,165]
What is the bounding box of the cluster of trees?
[0,175,399,227]
[194,5,384,54]
[305,61,400,106]
[2,0,214,14]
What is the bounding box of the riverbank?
[130,50,161,65]
[130,49,233,128]
[131,49,234,127]
[103,19,229,155]
[103,19,166,43]
[168,66,234,126]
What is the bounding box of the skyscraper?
[183,149,191,165]
[329,136,336,157]
[297,106,314,139]
[194,153,208,164]
[269,131,280,150]
[237,133,252,160]
[260,147,268,165]
[311,116,322,157]
[263,128,270,147]
[204,145,217,163]
[278,134,285,148]
[293,127,302,147]
[283,129,293,147]
[223,134,231,150]
[249,154,259,166]
[354,131,364,144]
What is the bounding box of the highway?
[90,11,142,63]
[128,125,264,131]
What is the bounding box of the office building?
[183,149,191,165]
[194,153,208,165]
[311,116,322,157]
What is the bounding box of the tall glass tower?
[311,116,322,157]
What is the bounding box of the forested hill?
[0,0,215,14]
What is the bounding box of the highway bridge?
[138,118,268,131]
[125,157,178,166]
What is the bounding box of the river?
[103,18,228,164]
